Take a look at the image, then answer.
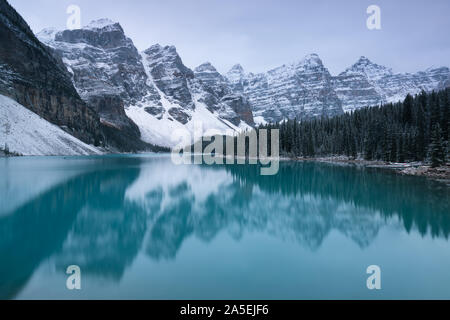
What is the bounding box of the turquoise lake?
[0,154,449,300]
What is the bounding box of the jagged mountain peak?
[146,43,162,51]
[286,53,324,70]
[36,27,59,42]
[38,19,131,51]
[195,62,218,73]
[144,44,181,61]
[229,64,244,72]
[344,56,393,80]
[352,56,380,66]
[36,15,155,151]
[194,62,227,89]
[301,53,322,64]
[37,19,123,40]
[147,43,177,52]
[226,64,246,84]
[240,52,342,124]
[334,56,449,113]
[272,53,325,75]
[143,44,190,74]
[424,65,450,73]
[83,18,121,31]
[356,56,371,64]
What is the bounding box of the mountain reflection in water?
[0,155,449,299]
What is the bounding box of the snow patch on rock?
[0,95,102,156]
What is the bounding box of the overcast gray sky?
[8,0,450,75]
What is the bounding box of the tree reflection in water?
[0,156,448,299]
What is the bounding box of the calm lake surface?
[0,154,449,300]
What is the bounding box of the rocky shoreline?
[0,149,22,157]
[294,156,450,185]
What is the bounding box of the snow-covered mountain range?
[333,56,450,113]
[38,18,449,145]
[228,54,343,124]
[37,19,253,148]
[1,0,449,155]
[227,55,450,123]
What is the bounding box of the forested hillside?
[260,89,449,167]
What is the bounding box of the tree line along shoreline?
[259,88,449,167]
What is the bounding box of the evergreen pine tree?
[390,135,397,163]
[416,103,426,161]
[403,94,413,125]
[429,124,445,168]
[398,134,405,163]
[264,89,448,164]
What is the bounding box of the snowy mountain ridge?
[83,18,118,31]
[334,57,449,112]
[37,23,254,148]
[36,17,449,138]
[2,6,448,155]
[229,55,449,118]
[228,53,344,124]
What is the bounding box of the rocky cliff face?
[376,66,449,103]
[193,62,254,126]
[140,46,254,127]
[334,57,450,112]
[37,19,157,151]
[0,0,102,145]
[38,20,156,105]
[143,44,194,110]
[129,45,254,148]
[332,57,386,113]
[227,54,344,124]
[141,44,195,125]
[227,55,449,123]
[39,21,254,148]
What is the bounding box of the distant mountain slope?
[227,56,449,123]
[228,54,344,124]
[0,94,101,156]
[0,0,102,145]
[334,56,450,112]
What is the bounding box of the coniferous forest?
[258,88,449,167]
